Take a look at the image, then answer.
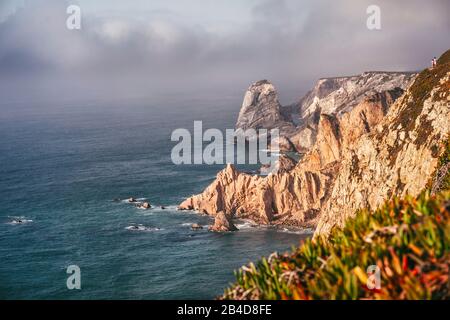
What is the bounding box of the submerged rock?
[191,223,203,230]
[234,73,416,153]
[135,202,151,209]
[259,154,297,175]
[209,211,238,232]
[125,224,159,232]
[8,217,33,225]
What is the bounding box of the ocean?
[0,99,309,299]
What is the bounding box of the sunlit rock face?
[235,73,416,153]
[180,55,449,237]
[235,79,297,146]
[314,65,450,236]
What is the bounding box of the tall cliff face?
[289,72,417,152]
[235,72,416,153]
[296,72,417,120]
[179,88,410,227]
[235,80,296,144]
[179,50,450,237]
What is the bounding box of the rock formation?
[208,211,238,232]
[191,223,203,230]
[314,55,450,236]
[179,88,406,228]
[295,71,417,119]
[138,202,151,209]
[180,50,450,238]
[236,73,416,153]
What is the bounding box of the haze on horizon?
[0,0,448,109]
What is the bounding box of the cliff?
[235,72,416,153]
[235,79,297,144]
[179,49,450,238]
[314,52,450,236]
[295,71,416,120]
[179,88,408,228]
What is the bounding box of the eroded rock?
[179,59,449,239]
[191,223,203,230]
[208,211,238,232]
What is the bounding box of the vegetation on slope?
[430,137,450,194]
[438,138,450,191]
[222,191,449,300]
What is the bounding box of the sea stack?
[209,211,238,232]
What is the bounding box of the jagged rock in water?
[208,211,238,232]
[139,202,151,209]
[236,80,296,134]
[235,80,297,150]
[179,88,408,227]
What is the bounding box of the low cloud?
[0,0,448,107]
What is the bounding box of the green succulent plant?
[222,190,449,300]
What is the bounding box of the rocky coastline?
[179,57,450,237]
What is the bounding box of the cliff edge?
[179,49,450,238]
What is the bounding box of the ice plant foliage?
[222,191,450,300]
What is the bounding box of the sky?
[0,0,449,109]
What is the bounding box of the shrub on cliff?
[222,190,449,300]
[432,137,450,193]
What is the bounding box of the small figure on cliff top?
[431,57,437,68]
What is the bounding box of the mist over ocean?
[0,100,308,299]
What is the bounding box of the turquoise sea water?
[0,101,309,299]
